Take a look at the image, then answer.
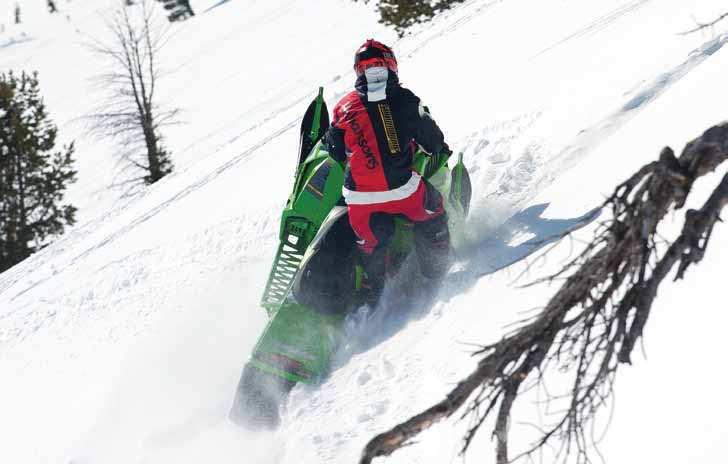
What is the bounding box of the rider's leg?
[348,206,393,307]
[399,180,451,279]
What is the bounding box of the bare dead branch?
[679,11,728,35]
[360,123,728,464]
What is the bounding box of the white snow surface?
[1,0,727,463]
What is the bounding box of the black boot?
[414,212,451,280]
[359,246,387,308]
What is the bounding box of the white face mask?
[364,67,389,102]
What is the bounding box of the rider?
[323,39,452,306]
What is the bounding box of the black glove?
[424,144,452,178]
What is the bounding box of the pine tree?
[0,71,77,272]
[47,0,58,14]
[155,0,194,22]
[355,0,466,35]
[14,4,21,24]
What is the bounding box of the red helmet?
[354,39,398,76]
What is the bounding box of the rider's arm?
[402,89,450,157]
[323,125,347,163]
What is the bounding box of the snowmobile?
[229,88,472,429]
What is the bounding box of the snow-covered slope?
[1,1,727,463]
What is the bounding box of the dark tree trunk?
[142,115,163,183]
[13,151,29,251]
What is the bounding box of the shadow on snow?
[332,202,601,367]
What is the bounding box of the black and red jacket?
[324,70,448,205]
